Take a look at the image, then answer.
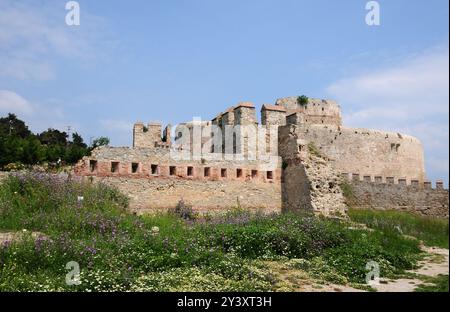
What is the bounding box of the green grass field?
[0,173,445,291]
[349,209,449,249]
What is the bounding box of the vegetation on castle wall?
[340,181,355,201]
[0,174,427,291]
[297,95,309,106]
[307,142,322,158]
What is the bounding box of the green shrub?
[0,175,426,291]
[297,95,309,106]
[307,142,322,157]
[168,199,196,220]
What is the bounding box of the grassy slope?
[0,174,435,292]
[349,209,449,249]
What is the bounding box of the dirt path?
[371,246,449,292]
[268,245,449,292]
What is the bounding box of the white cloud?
[0,90,34,115]
[0,0,115,81]
[0,90,80,137]
[326,45,449,183]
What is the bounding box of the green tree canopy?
[92,136,110,148]
[38,128,68,146]
[0,114,95,169]
[0,113,32,138]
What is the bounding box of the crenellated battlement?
[343,173,449,218]
[133,122,171,149]
[73,94,447,217]
[341,173,447,190]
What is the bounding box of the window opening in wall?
[267,171,273,179]
[89,160,97,172]
[132,163,139,173]
[187,166,194,176]
[391,143,400,152]
[151,164,159,175]
[251,170,258,179]
[204,167,210,177]
[111,162,119,173]
[170,166,176,176]
[221,168,227,178]
[236,168,243,178]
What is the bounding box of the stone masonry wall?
[278,124,347,217]
[87,176,281,215]
[74,146,282,213]
[275,97,342,126]
[133,122,171,149]
[291,124,426,183]
[346,178,449,218]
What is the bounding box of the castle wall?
[345,176,449,218]
[278,125,348,217]
[293,124,426,183]
[72,95,445,219]
[133,122,170,149]
[87,177,281,214]
[276,97,342,126]
[74,146,282,213]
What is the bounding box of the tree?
[297,95,309,106]
[65,145,88,164]
[92,137,110,148]
[20,136,45,165]
[72,132,87,148]
[0,113,32,138]
[0,113,97,168]
[38,129,68,146]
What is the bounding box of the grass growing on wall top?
[349,209,449,249]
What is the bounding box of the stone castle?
[74,96,449,218]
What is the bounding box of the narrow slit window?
[131,163,139,173]
[151,164,159,175]
[204,167,210,177]
[236,169,243,178]
[221,168,227,178]
[266,171,273,180]
[89,160,97,172]
[170,166,176,176]
[251,170,258,179]
[187,166,194,177]
[111,162,119,173]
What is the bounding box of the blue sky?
[0,0,448,185]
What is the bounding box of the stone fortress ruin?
[74,96,449,218]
